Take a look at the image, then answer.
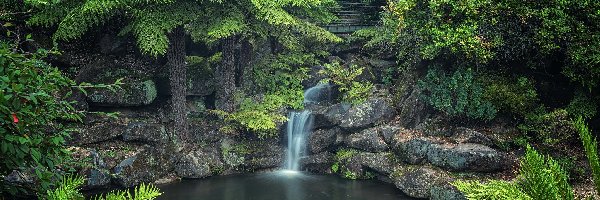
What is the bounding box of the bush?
[575,117,600,195]
[418,67,496,121]
[320,61,374,105]
[481,76,540,117]
[518,109,577,146]
[0,42,81,195]
[566,92,598,119]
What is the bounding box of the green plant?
[92,183,162,200]
[453,180,532,200]
[454,145,574,200]
[574,117,600,195]
[518,145,574,200]
[482,76,540,117]
[519,109,576,146]
[418,67,496,121]
[320,61,374,104]
[44,175,84,200]
[567,92,598,119]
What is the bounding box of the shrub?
[566,92,597,119]
[320,61,374,105]
[418,67,496,121]
[518,109,577,146]
[574,117,600,195]
[481,76,540,117]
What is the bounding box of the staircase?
[323,0,385,34]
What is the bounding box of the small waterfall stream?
[284,83,333,171]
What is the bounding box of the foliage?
[454,145,574,200]
[44,175,84,200]
[44,175,161,200]
[574,117,600,195]
[566,92,598,120]
[331,149,362,179]
[319,61,374,105]
[418,67,496,121]
[481,76,540,117]
[518,145,574,200]
[453,180,532,200]
[212,94,287,139]
[0,41,80,195]
[518,109,576,146]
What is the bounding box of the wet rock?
[303,83,339,105]
[308,128,341,154]
[394,137,435,164]
[430,184,467,200]
[88,80,157,106]
[323,103,352,126]
[427,143,506,172]
[353,152,395,175]
[113,147,173,187]
[175,147,222,178]
[71,120,127,145]
[123,123,168,143]
[393,167,449,199]
[243,140,284,170]
[339,98,395,130]
[345,127,389,152]
[300,152,335,173]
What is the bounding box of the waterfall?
[285,110,313,171]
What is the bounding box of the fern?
[453,180,532,200]
[518,145,574,200]
[45,175,85,200]
[575,117,600,195]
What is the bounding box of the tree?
[25,0,340,140]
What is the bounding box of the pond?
[157,171,412,200]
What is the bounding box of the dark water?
[157,171,412,200]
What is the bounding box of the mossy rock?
[87,80,157,106]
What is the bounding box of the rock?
[123,123,168,143]
[398,88,428,128]
[175,147,222,178]
[88,80,157,106]
[243,140,284,170]
[393,167,448,199]
[345,127,389,152]
[380,125,402,144]
[322,103,352,127]
[353,152,395,175]
[394,137,435,164]
[339,98,395,130]
[303,83,339,105]
[302,65,327,88]
[367,58,396,83]
[451,127,493,146]
[427,143,506,172]
[300,152,335,173]
[113,147,173,187]
[308,128,341,154]
[71,120,126,145]
[186,57,215,96]
[430,184,467,200]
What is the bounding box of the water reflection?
[157,171,412,200]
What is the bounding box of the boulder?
[345,127,389,152]
[394,137,435,164]
[427,143,506,172]
[88,80,157,106]
[303,83,339,105]
[392,167,449,199]
[397,88,428,128]
[353,152,395,175]
[243,140,284,170]
[308,128,341,154]
[123,123,168,143]
[71,121,126,145]
[113,147,173,187]
[322,103,352,127]
[339,98,395,130]
[175,147,222,178]
[300,152,335,173]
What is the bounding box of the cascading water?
[284,83,334,171]
[285,110,313,171]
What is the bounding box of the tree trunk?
[236,39,251,87]
[216,36,237,112]
[167,26,188,141]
